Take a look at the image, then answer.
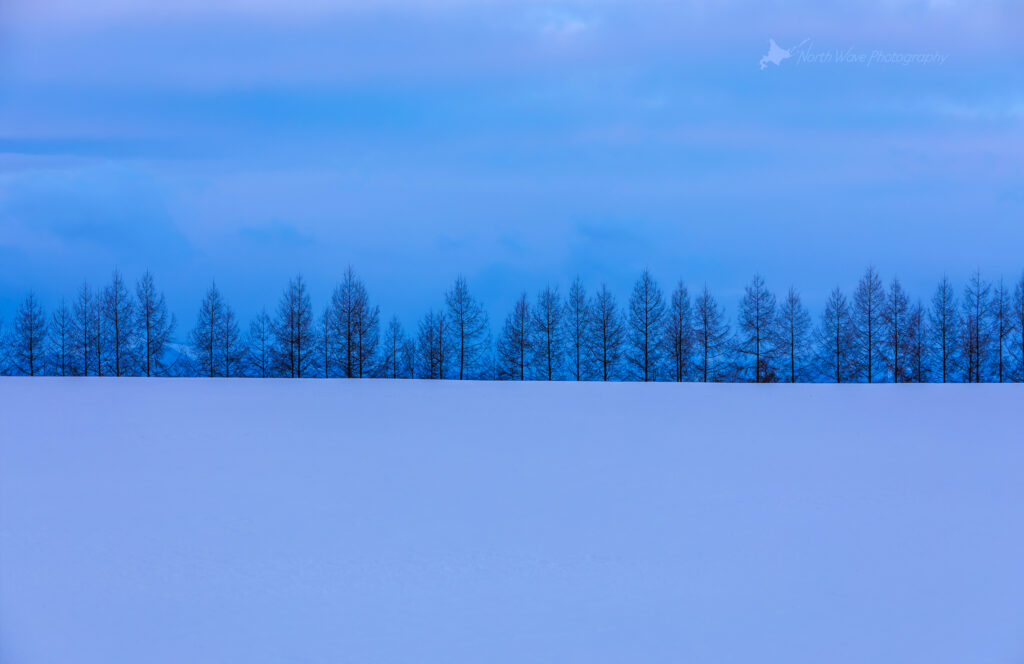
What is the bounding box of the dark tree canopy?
[852,266,885,383]
[815,287,855,384]
[626,270,665,382]
[589,284,623,382]
[11,293,47,376]
[777,287,812,384]
[272,276,318,378]
[446,276,490,380]
[735,274,778,383]
[4,266,1023,384]
[662,281,693,383]
[496,293,531,381]
[693,285,730,383]
[531,286,564,381]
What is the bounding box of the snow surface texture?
[2,379,1023,664]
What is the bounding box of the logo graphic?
[759,38,947,69]
[759,38,808,70]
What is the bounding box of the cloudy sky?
[0,0,1021,329]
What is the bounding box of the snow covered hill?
[2,379,1023,664]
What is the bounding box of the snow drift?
[2,378,1023,664]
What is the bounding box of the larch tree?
[852,266,885,383]
[319,307,335,378]
[272,276,317,378]
[321,285,342,378]
[246,309,273,378]
[416,309,445,379]
[880,277,910,382]
[905,302,929,383]
[735,273,778,383]
[531,286,564,380]
[991,277,1012,383]
[563,277,591,381]
[589,284,623,382]
[1013,273,1024,381]
[221,303,243,377]
[379,316,410,379]
[626,270,665,382]
[190,282,226,378]
[929,276,959,383]
[446,276,490,380]
[135,270,175,377]
[11,293,47,376]
[496,293,531,381]
[960,269,991,383]
[101,270,136,377]
[321,287,342,379]
[90,284,107,376]
[693,285,730,383]
[400,338,416,379]
[70,281,94,376]
[49,299,73,376]
[814,287,855,383]
[435,309,451,378]
[662,281,694,382]
[776,286,812,383]
[327,267,380,379]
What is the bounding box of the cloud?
[1,0,1022,325]
[928,98,1024,121]
[0,163,192,262]
[238,220,315,247]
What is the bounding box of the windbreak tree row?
[3,267,1023,383]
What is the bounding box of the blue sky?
[0,0,1021,331]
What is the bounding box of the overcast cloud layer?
[1,0,1021,327]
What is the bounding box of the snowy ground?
[2,379,1023,664]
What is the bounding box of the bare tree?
[880,277,910,382]
[1013,273,1024,382]
[379,316,411,379]
[101,270,136,377]
[70,281,94,376]
[416,309,447,379]
[446,276,490,380]
[626,270,665,382]
[736,274,778,383]
[929,276,959,383]
[272,276,318,378]
[190,283,226,378]
[662,281,694,382]
[400,338,416,379]
[905,302,928,383]
[319,307,334,378]
[91,284,108,376]
[815,287,855,383]
[325,267,380,379]
[563,277,591,381]
[960,269,991,383]
[222,304,243,377]
[247,309,273,378]
[49,299,73,376]
[852,266,885,383]
[135,270,175,377]
[531,286,564,380]
[10,293,47,376]
[693,285,730,382]
[777,287,812,383]
[496,293,531,380]
[991,277,1012,383]
[589,284,623,382]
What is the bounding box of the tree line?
[3,266,1023,383]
